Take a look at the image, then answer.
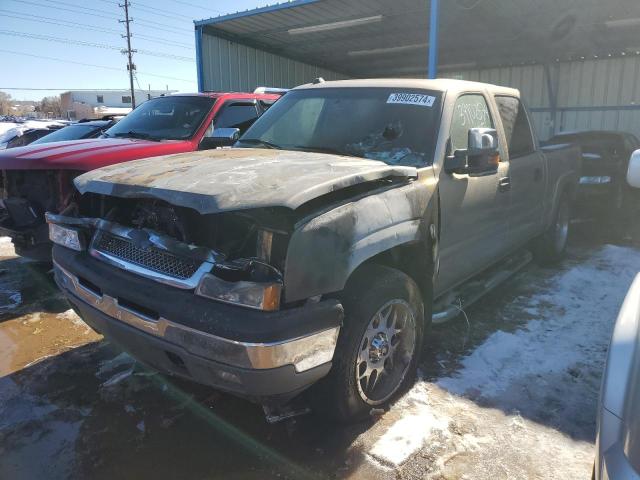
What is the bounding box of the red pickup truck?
[0,91,281,260]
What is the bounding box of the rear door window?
[495,96,535,158]
[215,103,260,135]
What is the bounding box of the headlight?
[579,175,612,184]
[195,273,281,311]
[48,223,84,251]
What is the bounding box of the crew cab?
[48,79,579,422]
[0,90,281,261]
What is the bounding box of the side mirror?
[628,149,640,188]
[200,127,240,150]
[468,128,499,157]
[445,128,500,175]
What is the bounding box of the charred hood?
[74,148,418,214]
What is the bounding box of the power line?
[0,49,197,84]
[39,0,191,34]
[0,30,195,62]
[130,2,195,21]
[0,87,133,91]
[172,0,224,13]
[7,0,118,21]
[5,0,193,39]
[40,0,122,18]
[0,9,194,49]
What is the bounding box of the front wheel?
[533,192,570,264]
[314,264,426,422]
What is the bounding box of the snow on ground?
[366,245,640,479]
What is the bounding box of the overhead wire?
[0,10,194,49]
[5,0,193,38]
[0,30,195,62]
[0,49,197,84]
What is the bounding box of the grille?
[93,231,201,280]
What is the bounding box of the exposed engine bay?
[76,194,295,287]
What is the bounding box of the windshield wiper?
[112,130,160,141]
[238,138,282,150]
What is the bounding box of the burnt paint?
[74,149,418,215]
[284,172,438,303]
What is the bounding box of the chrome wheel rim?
[355,299,417,405]
[555,201,570,252]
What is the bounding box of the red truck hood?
[0,137,195,171]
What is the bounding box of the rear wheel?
[314,264,426,422]
[533,193,570,264]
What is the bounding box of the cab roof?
[294,78,520,98]
[170,91,282,99]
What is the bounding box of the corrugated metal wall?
[448,56,640,140]
[201,34,347,92]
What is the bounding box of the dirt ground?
[1,220,639,480]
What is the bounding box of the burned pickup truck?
[48,79,579,422]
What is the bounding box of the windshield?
[237,88,442,167]
[104,96,215,141]
[30,124,102,145]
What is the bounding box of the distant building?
[60,89,177,120]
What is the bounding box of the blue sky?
[0,0,271,100]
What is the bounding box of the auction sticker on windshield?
[387,93,436,107]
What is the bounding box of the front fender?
[283,176,437,303]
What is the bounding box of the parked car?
[594,272,640,479]
[48,79,579,422]
[0,90,282,261]
[29,119,118,145]
[544,130,640,218]
[0,124,66,149]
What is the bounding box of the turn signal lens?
[49,223,84,251]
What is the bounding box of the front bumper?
[53,246,343,400]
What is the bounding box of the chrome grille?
[93,231,201,280]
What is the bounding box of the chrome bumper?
[54,262,339,373]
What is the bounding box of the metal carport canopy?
[195,0,640,79]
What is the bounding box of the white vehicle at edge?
[595,273,640,479]
[628,149,640,188]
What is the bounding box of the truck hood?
[0,137,193,171]
[75,148,418,214]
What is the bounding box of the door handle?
[498,176,511,192]
[534,168,542,182]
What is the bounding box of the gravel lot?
[0,222,638,480]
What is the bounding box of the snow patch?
[369,382,451,466]
[438,244,640,398]
[369,409,449,466]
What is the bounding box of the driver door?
[435,93,511,295]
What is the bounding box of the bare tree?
[0,92,12,116]
[37,96,63,118]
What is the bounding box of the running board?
[432,250,533,324]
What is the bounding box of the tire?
[533,192,570,264]
[314,264,427,423]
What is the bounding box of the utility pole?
[119,0,137,108]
